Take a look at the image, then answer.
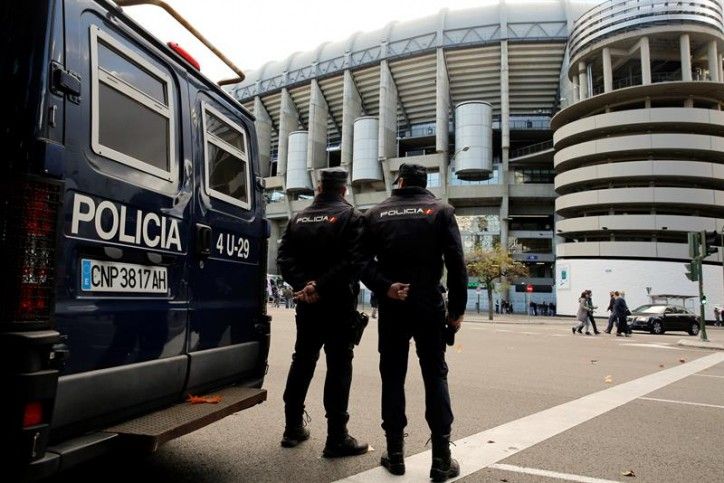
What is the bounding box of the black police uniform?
[362,166,468,441]
[277,168,367,455]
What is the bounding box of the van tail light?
[23,402,44,428]
[167,42,200,70]
[0,177,62,323]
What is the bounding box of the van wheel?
[651,321,664,335]
[689,323,699,336]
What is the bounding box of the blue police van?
[0,0,270,477]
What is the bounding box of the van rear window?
[203,104,251,210]
[90,26,176,181]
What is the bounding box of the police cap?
[393,163,427,187]
[320,167,348,189]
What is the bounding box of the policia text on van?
[0,0,271,478]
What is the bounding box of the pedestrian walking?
[495,300,500,314]
[572,291,592,335]
[714,306,721,327]
[277,168,369,457]
[612,291,631,337]
[548,301,555,315]
[585,290,600,334]
[362,163,467,481]
[604,291,616,333]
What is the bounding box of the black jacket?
[277,193,365,309]
[361,186,468,319]
[613,297,629,318]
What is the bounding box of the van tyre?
[689,323,700,336]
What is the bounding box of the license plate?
[80,259,168,294]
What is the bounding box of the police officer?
[277,167,369,458]
[362,163,467,481]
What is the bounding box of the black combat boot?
[322,432,369,458]
[430,434,460,482]
[380,432,405,475]
[280,425,310,448]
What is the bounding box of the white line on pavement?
[620,343,683,350]
[334,352,724,483]
[638,397,724,409]
[692,373,724,379]
[489,463,621,483]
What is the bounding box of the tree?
[466,245,528,321]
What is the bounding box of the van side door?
[186,91,264,392]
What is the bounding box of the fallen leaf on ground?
[679,358,686,364]
[487,440,495,444]
[590,360,598,364]
[659,364,665,368]
[621,470,636,477]
[186,394,222,404]
[500,479,508,482]
[455,344,463,353]
[604,375,613,384]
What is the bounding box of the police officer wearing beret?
[362,163,467,481]
[277,168,369,457]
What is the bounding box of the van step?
[105,386,266,451]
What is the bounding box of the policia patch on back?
[378,206,435,220]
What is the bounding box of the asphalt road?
[51,308,724,482]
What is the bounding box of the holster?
[349,311,369,346]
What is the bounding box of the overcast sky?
[126,0,518,82]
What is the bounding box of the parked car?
[627,304,700,335]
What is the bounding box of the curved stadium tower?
[232,0,724,317]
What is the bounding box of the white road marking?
[692,373,724,379]
[620,343,683,350]
[335,352,724,483]
[551,334,568,337]
[638,397,724,410]
[520,331,540,335]
[489,463,621,483]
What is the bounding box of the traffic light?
[685,262,699,281]
[688,232,700,258]
[701,294,708,305]
[703,231,721,257]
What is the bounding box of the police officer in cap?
[362,163,467,481]
[277,167,369,457]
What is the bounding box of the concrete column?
[277,88,299,177]
[341,70,363,169]
[679,34,692,81]
[578,61,587,100]
[253,97,272,178]
[572,74,579,103]
[500,41,511,251]
[436,48,451,200]
[307,80,328,176]
[602,48,613,92]
[640,37,651,85]
[379,60,398,193]
[718,54,723,84]
[707,40,719,82]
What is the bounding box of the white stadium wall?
[555,258,723,320]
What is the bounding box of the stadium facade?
[232,0,724,317]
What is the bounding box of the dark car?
[627,304,700,335]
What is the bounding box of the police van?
[0,0,270,477]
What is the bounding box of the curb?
[677,339,724,351]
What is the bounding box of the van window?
[203,104,251,210]
[90,26,176,181]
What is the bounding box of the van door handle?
[196,224,212,256]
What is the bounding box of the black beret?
[393,163,427,185]
[320,167,348,184]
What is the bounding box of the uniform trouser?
[378,303,453,437]
[282,304,354,436]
